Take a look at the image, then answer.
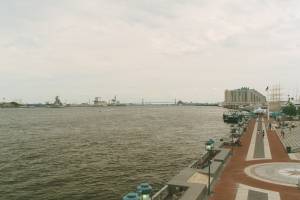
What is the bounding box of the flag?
[265,86,269,91]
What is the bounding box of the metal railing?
[152,185,169,200]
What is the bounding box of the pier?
[123,116,300,200]
[121,114,300,200]
[210,118,300,200]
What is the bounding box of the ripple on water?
[0,106,230,200]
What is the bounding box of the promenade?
[210,118,300,200]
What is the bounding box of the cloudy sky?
[1,0,300,103]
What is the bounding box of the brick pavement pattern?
[209,119,300,200]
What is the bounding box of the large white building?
[224,87,266,108]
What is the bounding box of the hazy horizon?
[1,0,300,103]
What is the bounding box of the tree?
[282,102,297,116]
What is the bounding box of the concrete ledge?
[197,161,223,177]
[153,148,230,200]
[180,185,207,200]
[214,141,224,148]
[214,149,231,163]
[168,168,198,186]
[167,168,207,200]
[152,136,234,200]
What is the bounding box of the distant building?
[224,87,266,108]
[268,85,284,112]
[108,96,120,105]
[94,97,107,106]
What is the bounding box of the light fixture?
[122,192,139,200]
[205,139,214,195]
[137,183,152,200]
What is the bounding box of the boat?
[223,110,244,123]
[47,96,64,108]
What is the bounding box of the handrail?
[152,185,169,200]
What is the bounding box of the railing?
[152,185,169,200]
[293,147,300,153]
[190,152,210,169]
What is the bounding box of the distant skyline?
[1,0,300,103]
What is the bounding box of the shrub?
[282,102,297,116]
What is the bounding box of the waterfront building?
[224,87,266,109]
[94,97,108,106]
[108,96,120,105]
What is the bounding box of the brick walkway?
[209,119,300,200]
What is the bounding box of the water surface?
[0,106,230,200]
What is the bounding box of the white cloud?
[0,0,300,102]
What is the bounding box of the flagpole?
[267,99,270,121]
[266,86,270,121]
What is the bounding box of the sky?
[1,0,300,104]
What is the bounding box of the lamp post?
[265,87,270,122]
[206,139,214,195]
[137,183,152,200]
[231,134,234,155]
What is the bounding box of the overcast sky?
[1,0,300,103]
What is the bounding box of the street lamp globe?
[122,192,139,200]
[205,139,215,151]
[137,183,152,200]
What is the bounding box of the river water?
[0,106,230,200]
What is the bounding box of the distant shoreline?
[0,103,221,108]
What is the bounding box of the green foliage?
[282,102,297,116]
[10,102,20,106]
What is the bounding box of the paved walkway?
[235,184,280,200]
[209,118,300,200]
[288,153,300,161]
[246,118,272,161]
[275,121,300,153]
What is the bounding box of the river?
[0,106,230,200]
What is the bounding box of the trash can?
[286,146,291,153]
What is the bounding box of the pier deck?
[210,119,300,200]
